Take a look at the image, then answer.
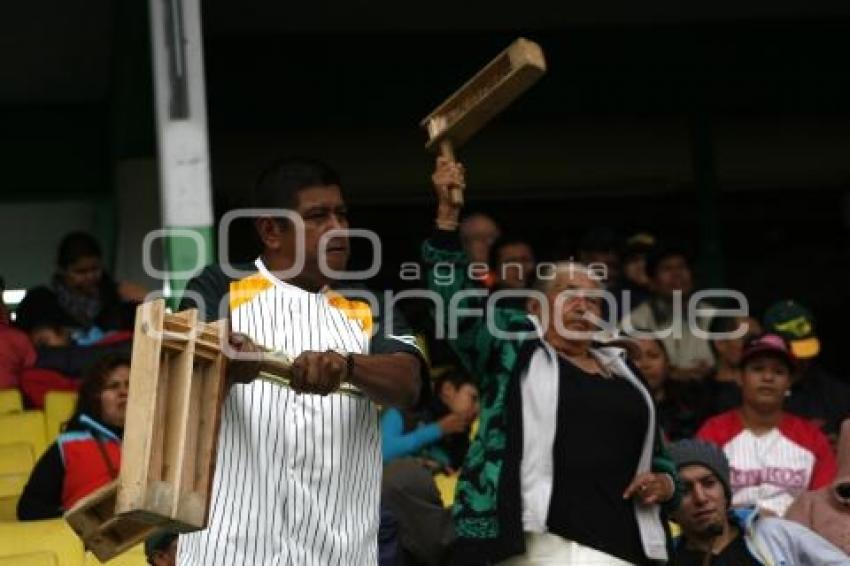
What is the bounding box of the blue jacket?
[676,507,849,565]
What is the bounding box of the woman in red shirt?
[17,352,129,519]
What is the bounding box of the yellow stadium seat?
[85,544,147,566]
[0,411,48,460]
[0,443,36,521]
[0,552,58,566]
[0,519,84,566]
[44,391,78,442]
[0,390,22,415]
[434,472,459,508]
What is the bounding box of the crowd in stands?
[0,231,176,565]
[383,203,850,565]
[2,210,850,565]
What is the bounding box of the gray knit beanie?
[668,439,732,505]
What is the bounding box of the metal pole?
[149,0,214,307]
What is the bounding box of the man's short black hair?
[434,367,477,394]
[253,157,342,209]
[488,235,533,269]
[645,241,692,279]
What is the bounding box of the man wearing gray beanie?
[668,439,848,565]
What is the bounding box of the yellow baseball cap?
[763,300,820,359]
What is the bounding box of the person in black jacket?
[16,232,143,337]
[17,352,129,520]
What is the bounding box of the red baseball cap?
[740,333,797,371]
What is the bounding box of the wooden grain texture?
[116,300,164,515]
[422,37,546,151]
[72,303,230,559]
[175,320,227,526]
[65,481,162,562]
[161,308,198,525]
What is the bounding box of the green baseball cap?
[763,300,820,359]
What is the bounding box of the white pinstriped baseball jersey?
[698,410,837,517]
[178,258,423,565]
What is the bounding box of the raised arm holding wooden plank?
[421,37,547,205]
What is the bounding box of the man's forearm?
[347,352,421,408]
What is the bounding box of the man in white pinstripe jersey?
[177,158,428,565]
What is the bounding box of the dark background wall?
[1,2,848,373]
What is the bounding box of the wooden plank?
[84,517,160,562]
[65,481,120,540]
[421,37,546,150]
[116,300,165,515]
[65,481,164,562]
[162,308,199,524]
[175,319,227,526]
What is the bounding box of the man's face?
[739,355,791,412]
[495,242,535,289]
[712,316,761,367]
[62,255,103,296]
[673,464,728,538]
[460,216,500,264]
[275,185,349,280]
[651,255,692,297]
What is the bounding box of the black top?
[785,365,850,435]
[671,532,760,566]
[546,356,651,565]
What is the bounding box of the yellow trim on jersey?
[229,273,274,311]
[326,291,373,335]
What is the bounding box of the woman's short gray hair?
[532,261,602,293]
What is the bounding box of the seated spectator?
[0,276,36,389]
[764,299,850,438]
[622,242,715,380]
[17,352,129,519]
[490,236,536,291]
[145,531,178,566]
[13,287,131,407]
[382,369,479,469]
[459,213,501,287]
[785,418,850,555]
[634,335,706,441]
[697,334,837,516]
[15,231,144,335]
[577,227,621,290]
[668,439,847,565]
[489,236,536,311]
[620,232,655,311]
[381,370,479,566]
[459,213,501,265]
[704,315,762,415]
